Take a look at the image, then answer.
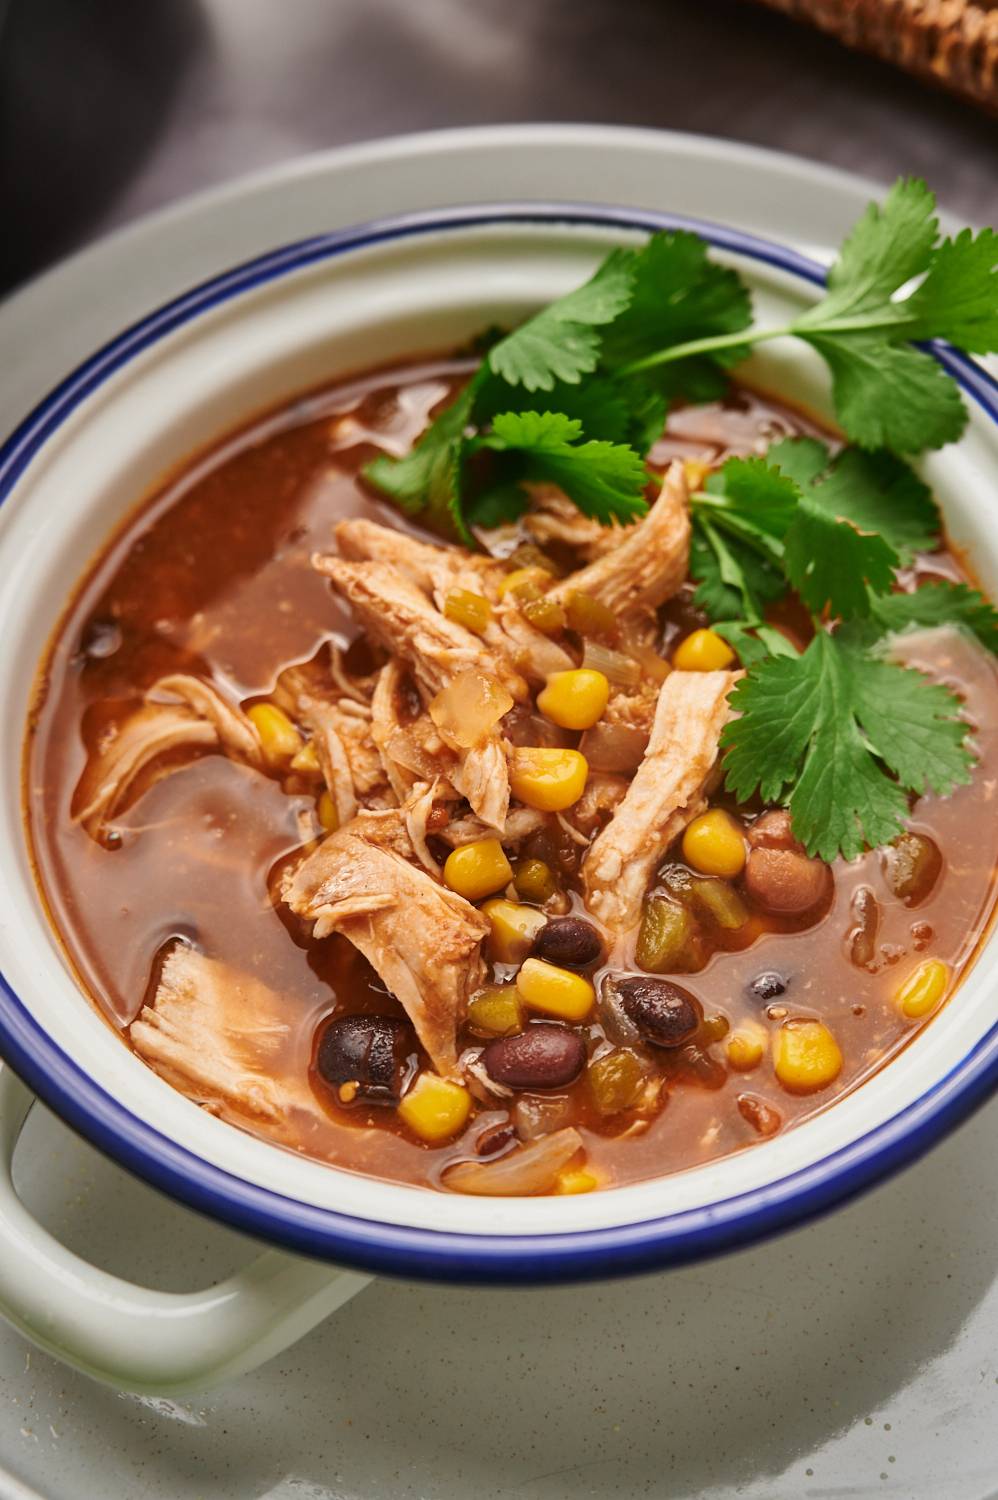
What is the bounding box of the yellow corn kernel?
[683,457,712,492]
[555,1167,599,1195]
[895,958,949,1019]
[516,956,595,1022]
[773,1018,843,1095]
[290,740,321,775]
[514,857,557,905]
[317,790,339,833]
[726,1022,767,1072]
[467,985,525,1037]
[248,702,303,768]
[672,628,737,673]
[682,809,746,878]
[443,587,493,635]
[481,898,547,964]
[509,748,589,812]
[537,669,611,731]
[498,566,551,601]
[443,838,513,902]
[398,1073,472,1143]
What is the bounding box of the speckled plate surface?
[0,127,995,1498]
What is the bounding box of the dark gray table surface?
[1,0,996,294]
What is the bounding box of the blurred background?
[1,0,996,294]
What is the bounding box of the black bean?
[748,971,788,1003]
[532,917,603,969]
[613,976,703,1049]
[317,1014,415,1101]
[481,1025,586,1090]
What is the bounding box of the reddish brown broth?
[25,358,998,1191]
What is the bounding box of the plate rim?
[3,200,997,1282]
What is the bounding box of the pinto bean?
[744,811,831,915]
[317,1014,415,1101]
[532,917,604,968]
[481,1024,586,1090]
[848,885,881,968]
[881,832,942,907]
[737,1093,782,1137]
[614,976,703,1048]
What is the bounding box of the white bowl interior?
[2,220,997,1236]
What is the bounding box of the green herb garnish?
[363,176,998,860]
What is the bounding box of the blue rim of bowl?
[1,203,997,1284]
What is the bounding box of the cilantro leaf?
[486,410,649,524]
[473,370,633,443]
[869,581,998,655]
[690,516,785,622]
[722,629,973,860]
[783,497,898,618]
[903,226,998,352]
[487,250,635,391]
[800,331,968,452]
[713,620,798,666]
[794,178,939,335]
[769,438,940,563]
[363,386,474,542]
[699,457,799,555]
[601,231,752,369]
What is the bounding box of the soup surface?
[25,357,998,1194]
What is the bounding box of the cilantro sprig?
[360,176,998,861]
[688,440,998,860]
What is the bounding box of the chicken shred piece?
[73,705,219,835]
[316,557,515,826]
[548,462,690,623]
[524,488,633,562]
[148,674,264,766]
[439,805,549,849]
[333,518,572,683]
[284,812,488,1074]
[582,669,740,933]
[130,946,322,1135]
[403,779,444,875]
[370,659,459,802]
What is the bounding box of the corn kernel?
[248,702,303,768]
[726,1023,767,1072]
[498,566,551,601]
[672,628,737,673]
[481,898,547,963]
[290,740,321,775]
[555,1167,599,1195]
[773,1018,843,1094]
[509,748,589,812]
[682,809,746,878]
[398,1073,472,1143]
[516,956,595,1022]
[443,838,513,902]
[537,669,611,731]
[514,858,557,905]
[443,587,493,635]
[317,790,339,833]
[467,985,525,1037]
[895,958,949,1019]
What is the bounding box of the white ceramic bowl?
[0,206,996,1383]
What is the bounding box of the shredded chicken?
[548,462,690,623]
[277,660,393,816]
[439,805,549,849]
[582,669,740,932]
[524,488,633,562]
[284,811,488,1074]
[334,517,573,683]
[130,946,321,1134]
[570,773,629,840]
[74,668,266,836]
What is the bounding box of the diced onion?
[581,639,641,690]
[579,721,649,773]
[442,1127,583,1196]
[429,670,513,750]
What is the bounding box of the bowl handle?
[0,1064,372,1394]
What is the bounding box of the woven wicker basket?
[753,0,998,110]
